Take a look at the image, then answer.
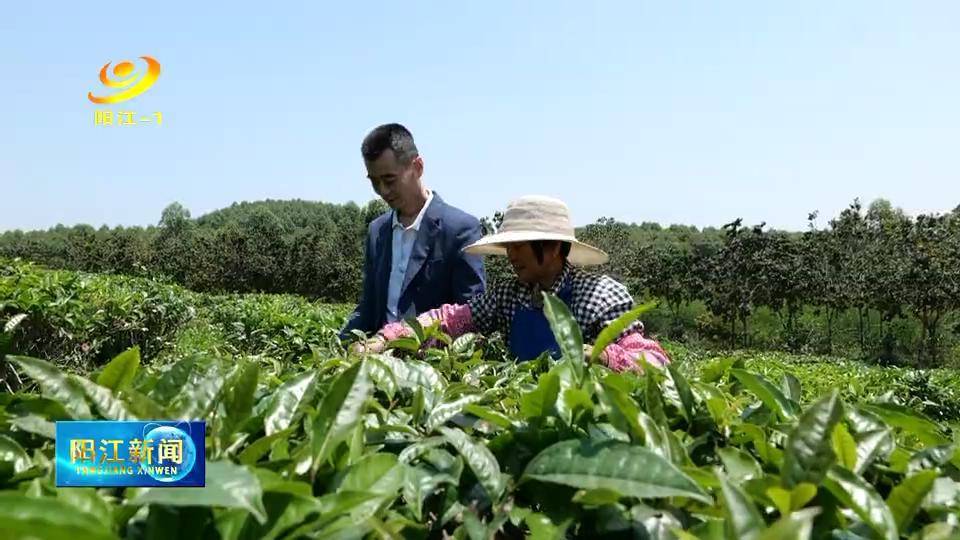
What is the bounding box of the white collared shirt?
[386,191,434,322]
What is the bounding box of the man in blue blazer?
[340,123,486,340]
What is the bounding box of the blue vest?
[508,281,574,361]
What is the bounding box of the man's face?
[365,149,423,213]
[506,242,561,285]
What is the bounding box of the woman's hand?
[351,335,387,355]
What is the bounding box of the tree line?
[2,198,959,366]
[0,199,388,302]
[572,199,960,367]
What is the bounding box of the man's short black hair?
[361,123,419,164]
[530,240,572,265]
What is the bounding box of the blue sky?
[1,1,957,232]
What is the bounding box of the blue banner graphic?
[55,421,205,487]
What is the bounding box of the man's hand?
[351,335,387,355]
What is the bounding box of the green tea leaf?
[521,371,560,421]
[410,387,426,425]
[731,368,797,420]
[832,422,858,471]
[0,493,116,540]
[463,404,515,429]
[372,354,444,407]
[780,373,801,403]
[6,355,92,419]
[170,362,226,420]
[645,368,670,426]
[913,523,960,540]
[718,447,763,484]
[846,406,887,435]
[853,429,893,475]
[365,355,398,400]
[258,469,311,499]
[907,443,957,473]
[525,510,572,540]
[264,371,317,436]
[8,413,55,438]
[757,507,820,540]
[387,336,421,353]
[823,465,897,540]
[131,460,268,524]
[313,361,373,468]
[599,378,644,442]
[684,466,722,491]
[336,453,405,521]
[666,362,696,423]
[782,389,842,488]
[701,357,736,383]
[687,518,727,540]
[451,333,478,355]
[426,393,484,432]
[405,316,426,344]
[216,492,322,540]
[238,428,294,465]
[151,355,197,404]
[572,488,622,506]
[0,434,31,476]
[338,453,402,493]
[637,409,674,462]
[221,360,259,436]
[96,346,140,392]
[542,292,584,384]
[120,388,167,419]
[287,491,381,537]
[924,477,960,510]
[590,301,656,362]
[766,483,817,516]
[403,465,457,521]
[886,469,938,533]
[563,387,594,419]
[860,403,947,446]
[439,426,505,502]
[72,376,138,420]
[522,439,711,504]
[398,436,447,464]
[56,488,114,532]
[718,472,764,540]
[764,487,788,516]
[3,394,71,421]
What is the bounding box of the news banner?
[55,421,205,487]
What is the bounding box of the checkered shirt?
[467,261,644,344]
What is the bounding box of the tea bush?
[1,298,959,538]
[0,259,195,370]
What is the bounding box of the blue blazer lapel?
[401,198,441,298]
[374,217,394,324]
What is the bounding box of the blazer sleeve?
[449,216,486,304]
[339,224,376,341]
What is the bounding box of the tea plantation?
[2,259,959,539]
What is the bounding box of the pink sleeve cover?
[379,303,476,341]
[599,331,671,372]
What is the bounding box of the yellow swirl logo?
[88,56,161,104]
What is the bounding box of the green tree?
[829,200,872,354]
[898,214,960,365]
[151,202,196,284]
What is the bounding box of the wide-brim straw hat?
[464,195,609,266]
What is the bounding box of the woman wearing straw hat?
[356,195,669,371]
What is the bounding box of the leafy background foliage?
[3,197,960,367]
[1,259,959,538]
